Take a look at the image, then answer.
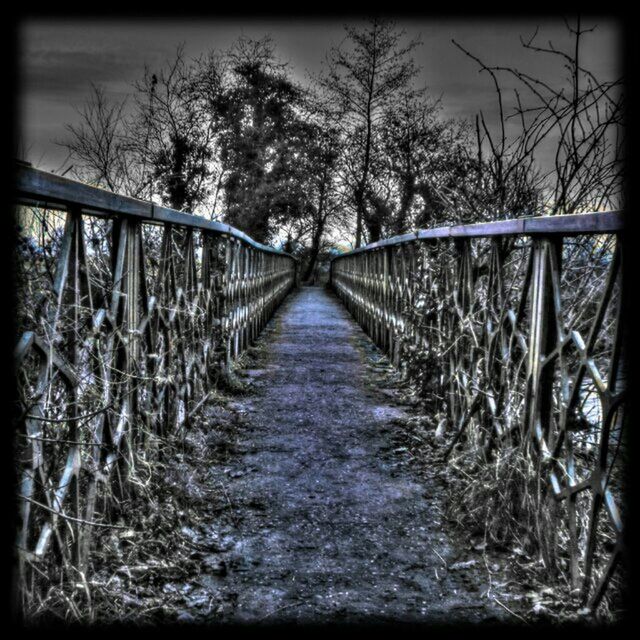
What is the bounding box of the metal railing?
[13,164,296,599]
[331,211,625,610]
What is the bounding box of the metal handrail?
[330,209,625,610]
[15,163,295,259]
[331,210,624,260]
[13,163,297,602]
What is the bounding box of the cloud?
[21,49,147,99]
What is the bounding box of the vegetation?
[16,16,625,624]
[60,18,622,277]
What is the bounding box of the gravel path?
[185,287,508,624]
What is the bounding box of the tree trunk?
[303,187,327,282]
[355,202,363,249]
[355,89,374,248]
[365,216,383,244]
[303,225,324,283]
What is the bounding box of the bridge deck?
[181,287,508,623]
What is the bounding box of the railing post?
[523,236,563,574]
[525,237,561,452]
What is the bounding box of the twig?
[23,496,131,529]
[493,596,529,624]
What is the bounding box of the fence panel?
[331,212,625,610]
[13,164,296,603]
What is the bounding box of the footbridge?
[13,164,626,621]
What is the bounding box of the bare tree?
[452,17,623,218]
[131,45,220,212]
[63,47,225,215]
[317,18,421,246]
[374,90,468,233]
[62,84,148,198]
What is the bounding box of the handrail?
[15,163,295,259]
[331,210,624,260]
[13,163,297,609]
[330,210,625,611]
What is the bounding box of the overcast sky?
[17,17,622,174]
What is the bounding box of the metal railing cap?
[331,210,624,261]
[14,163,296,260]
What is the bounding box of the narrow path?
[186,287,507,624]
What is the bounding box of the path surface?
[184,287,507,624]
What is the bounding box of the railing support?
[13,165,297,608]
[330,210,625,610]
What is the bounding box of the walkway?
[181,287,508,624]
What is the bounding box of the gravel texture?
[173,287,512,625]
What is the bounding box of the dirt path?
[177,287,511,624]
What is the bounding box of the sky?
[17,17,622,174]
